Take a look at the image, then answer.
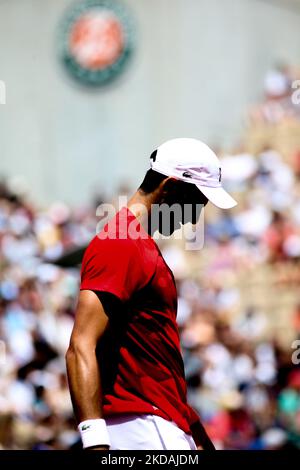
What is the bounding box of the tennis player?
[66,138,237,450]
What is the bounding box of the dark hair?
[139,168,167,194]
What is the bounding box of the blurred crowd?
[249,63,300,125]
[1,67,300,449]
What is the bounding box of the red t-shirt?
[80,207,198,435]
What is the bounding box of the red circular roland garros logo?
[69,11,124,70]
[60,0,134,86]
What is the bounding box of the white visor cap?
[150,138,237,209]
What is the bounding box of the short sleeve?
[80,237,156,303]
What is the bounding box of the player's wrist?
[78,418,111,449]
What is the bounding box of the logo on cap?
[182,171,193,178]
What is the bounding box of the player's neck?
[127,189,159,230]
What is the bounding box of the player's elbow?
[65,335,96,364]
[65,342,77,363]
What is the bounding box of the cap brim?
[196,184,237,209]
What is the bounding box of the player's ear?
[154,176,182,203]
[156,176,177,201]
[159,176,179,192]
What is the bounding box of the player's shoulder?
[84,232,135,258]
[82,207,158,266]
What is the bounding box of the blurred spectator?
[1,68,300,449]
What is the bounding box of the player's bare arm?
[66,139,236,450]
[66,290,109,450]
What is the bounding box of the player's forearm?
[66,344,103,423]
